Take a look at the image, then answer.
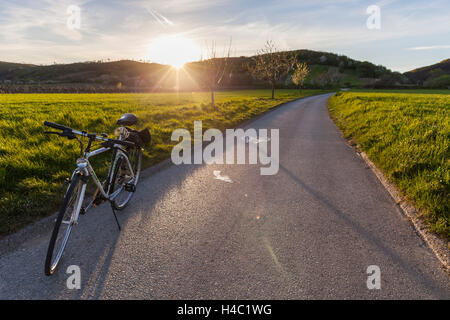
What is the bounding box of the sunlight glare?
[147,35,201,69]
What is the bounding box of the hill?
[404,59,450,88]
[0,50,408,92]
[0,61,36,75]
[0,60,170,85]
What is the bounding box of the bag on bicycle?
[126,128,151,147]
[138,128,151,146]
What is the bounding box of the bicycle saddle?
[116,113,138,126]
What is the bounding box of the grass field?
[328,91,450,238]
[349,89,450,95]
[0,89,327,237]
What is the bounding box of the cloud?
[1,0,450,71]
[146,7,174,26]
[143,0,228,13]
[408,45,450,51]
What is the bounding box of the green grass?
[307,65,329,78]
[328,91,450,238]
[0,89,327,237]
[348,89,450,95]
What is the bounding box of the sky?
[0,0,449,72]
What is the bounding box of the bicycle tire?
[45,174,83,276]
[110,148,141,210]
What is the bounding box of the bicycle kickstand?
[110,206,121,231]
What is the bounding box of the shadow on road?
[279,163,448,298]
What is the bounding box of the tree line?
[202,40,311,108]
[1,40,312,108]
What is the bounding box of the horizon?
[1,0,450,72]
[3,53,449,75]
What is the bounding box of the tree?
[374,72,408,88]
[201,39,232,109]
[292,62,310,94]
[424,74,450,88]
[249,40,294,99]
[356,61,377,78]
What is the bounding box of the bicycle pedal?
[93,197,106,206]
[80,207,86,215]
[124,183,136,192]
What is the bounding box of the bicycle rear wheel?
[45,174,84,276]
[110,148,141,210]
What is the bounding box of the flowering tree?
[292,62,310,93]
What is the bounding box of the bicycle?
[43,113,150,276]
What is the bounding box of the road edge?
[359,151,449,273]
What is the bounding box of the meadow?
[328,91,450,238]
[348,89,450,95]
[0,89,326,236]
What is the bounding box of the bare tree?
[292,62,310,94]
[249,40,294,99]
[201,39,232,109]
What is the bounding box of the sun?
[147,35,201,69]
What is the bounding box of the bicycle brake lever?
[62,129,76,139]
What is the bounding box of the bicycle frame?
[68,127,136,225]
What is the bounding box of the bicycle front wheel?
[110,148,142,210]
[45,174,84,276]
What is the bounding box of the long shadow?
[0,159,203,299]
[75,229,121,299]
[71,162,203,299]
[279,163,449,298]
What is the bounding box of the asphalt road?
[1,93,449,299]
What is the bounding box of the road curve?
[1,93,449,299]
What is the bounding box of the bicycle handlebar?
[44,121,136,148]
[44,121,71,132]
